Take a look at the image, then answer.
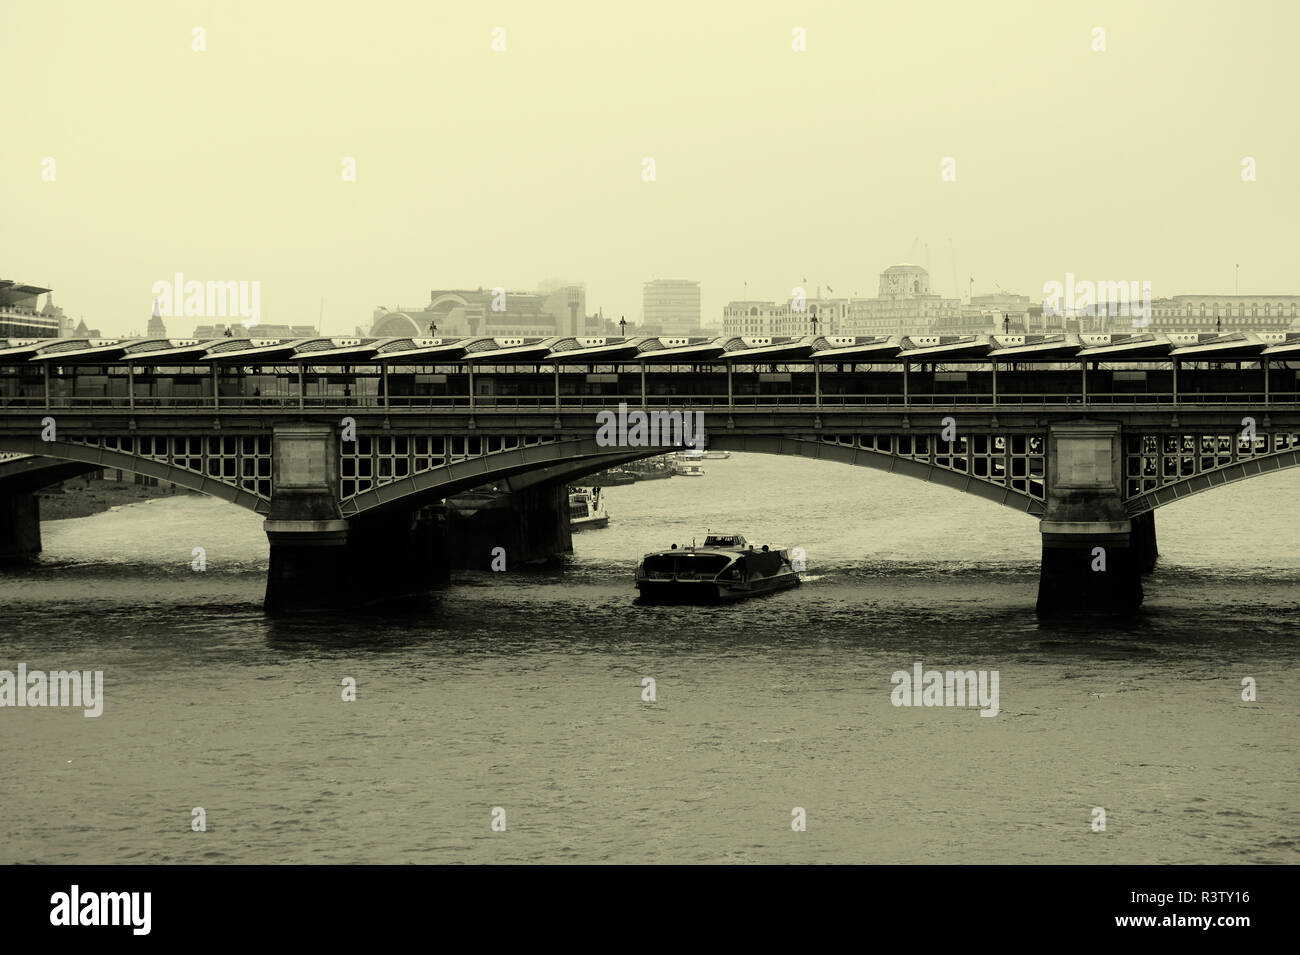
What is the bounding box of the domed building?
[877,264,931,299]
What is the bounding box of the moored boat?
[568,486,609,530]
[634,533,800,603]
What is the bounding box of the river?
[1,454,1296,863]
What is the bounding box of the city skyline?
[4,1,1297,338]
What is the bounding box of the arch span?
[343,435,1046,517]
[1126,448,1300,515]
[0,438,266,513]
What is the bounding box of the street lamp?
[1003,313,1009,335]
[619,316,627,336]
[809,305,819,337]
[428,320,437,337]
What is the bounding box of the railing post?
[641,365,647,410]
[1172,359,1178,405]
[381,363,388,409]
[991,361,997,406]
[468,363,475,413]
[903,361,909,406]
[1081,361,1087,406]
[213,365,219,410]
[43,363,50,411]
[554,364,560,412]
[814,358,821,411]
[128,365,135,411]
[1264,358,1270,406]
[298,365,305,411]
[726,362,733,412]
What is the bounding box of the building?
[721,298,849,338]
[147,300,168,339]
[936,292,1035,334]
[843,265,962,336]
[642,280,701,335]
[192,323,317,339]
[0,280,67,338]
[1144,295,1299,333]
[368,285,592,338]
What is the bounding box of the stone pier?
[0,491,41,561]
[262,423,448,613]
[443,484,573,570]
[1036,420,1143,616]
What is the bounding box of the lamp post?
[428,321,437,337]
[619,316,627,337]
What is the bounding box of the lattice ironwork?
[338,433,556,500]
[1124,429,1300,501]
[70,433,274,499]
[821,431,1047,501]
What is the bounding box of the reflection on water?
[0,455,1296,863]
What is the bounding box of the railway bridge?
[3,331,1298,613]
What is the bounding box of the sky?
[3,0,1298,336]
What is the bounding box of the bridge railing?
[0,392,1296,411]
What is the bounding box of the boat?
[701,450,731,460]
[634,533,801,603]
[568,486,609,530]
[670,450,705,476]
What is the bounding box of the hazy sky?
[3,0,1298,336]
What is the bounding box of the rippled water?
[1,455,1296,863]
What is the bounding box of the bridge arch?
[1126,448,1300,515]
[0,437,267,513]
[342,434,1047,517]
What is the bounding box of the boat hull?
[635,571,799,604]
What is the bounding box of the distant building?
[0,280,66,338]
[843,265,962,336]
[721,298,849,337]
[1144,295,1299,333]
[642,280,701,335]
[72,318,103,339]
[937,292,1034,334]
[369,285,592,338]
[192,323,317,339]
[147,301,168,339]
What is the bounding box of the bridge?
[3,331,1299,614]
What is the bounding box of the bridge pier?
[262,423,448,613]
[1036,421,1143,616]
[1131,511,1158,575]
[0,490,41,562]
[444,484,573,570]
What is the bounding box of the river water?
[1,455,1296,864]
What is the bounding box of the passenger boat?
[702,450,731,460]
[634,533,800,603]
[670,450,705,476]
[568,486,609,530]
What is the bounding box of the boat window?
[642,554,732,576]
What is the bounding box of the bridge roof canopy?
[811,337,903,361]
[988,334,1083,360]
[199,339,320,363]
[0,340,55,360]
[899,335,992,360]
[1075,333,1173,359]
[287,338,396,363]
[1169,332,1269,358]
[26,339,135,362]
[544,337,649,363]
[1260,332,1300,356]
[374,338,469,362]
[462,337,562,363]
[721,337,815,362]
[636,339,727,363]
